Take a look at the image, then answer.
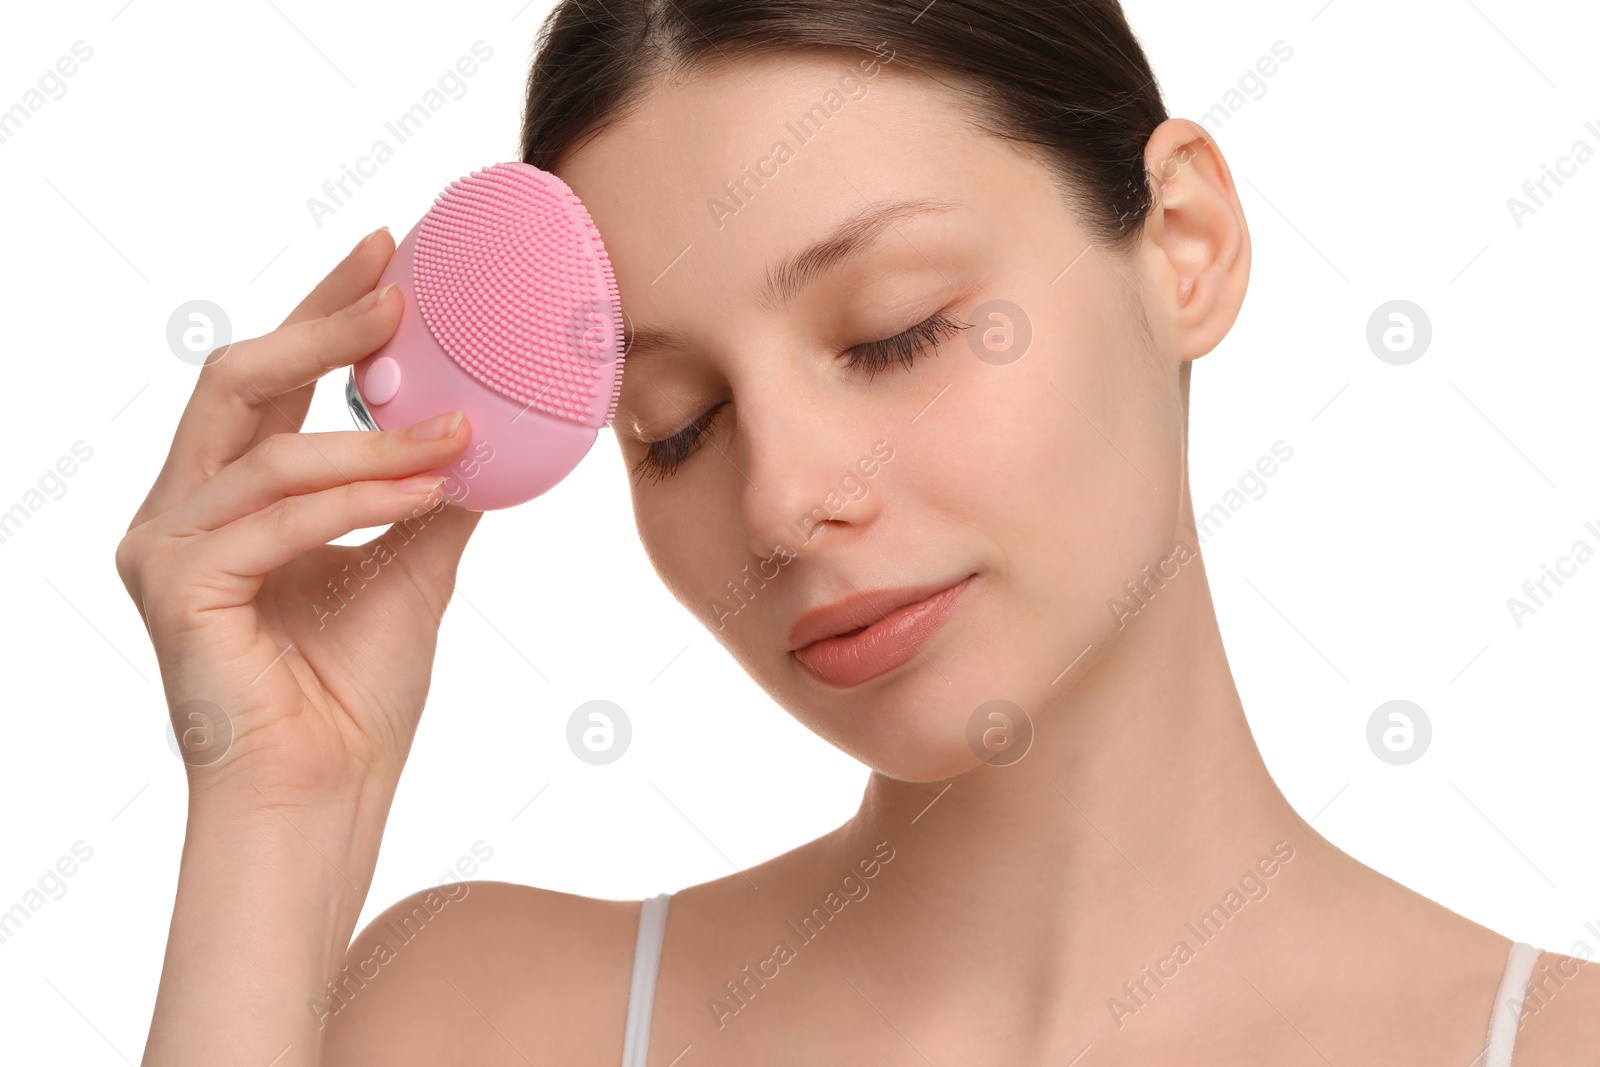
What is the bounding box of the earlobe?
[1141,118,1251,362]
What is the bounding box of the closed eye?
[631,402,728,485]
[630,310,972,483]
[842,310,972,381]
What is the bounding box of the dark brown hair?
[518,0,1170,250]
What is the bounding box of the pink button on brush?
[347,162,626,511]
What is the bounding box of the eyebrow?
[623,196,964,358]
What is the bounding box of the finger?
[131,229,394,530]
[165,412,471,534]
[203,283,405,405]
[189,477,455,583]
[279,227,393,329]
[236,225,398,451]
[139,273,403,524]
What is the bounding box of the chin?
[797,656,1015,784]
[764,583,1065,782]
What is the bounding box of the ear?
[1135,118,1251,363]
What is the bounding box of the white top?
[620,892,672,1067]
[1484,941,1543,1067]
[619,901,1540,1067]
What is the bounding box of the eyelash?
[630,312,972,484]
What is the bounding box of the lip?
[790,574,976,688]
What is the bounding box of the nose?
[736,381,878,564]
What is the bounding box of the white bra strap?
[1482,941,1542,1067]
[620,892,673,1067]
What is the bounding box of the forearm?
[142,784,395,1067]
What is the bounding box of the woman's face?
[556,50,1191,781]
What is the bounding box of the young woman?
[125,1,1596,1063]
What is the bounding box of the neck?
[831,541,1344,1041]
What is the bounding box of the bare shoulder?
[322,880,643,1066]
[1513,950,1600,1066]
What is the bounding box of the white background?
[1,0,1596,1059]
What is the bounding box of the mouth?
[789,573,976,689]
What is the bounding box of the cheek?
[632,491,721,614]
[913,307,1185,636]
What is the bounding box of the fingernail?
[353,226,390,254]
[409,409,465,442]
[349,283,396,316]
[394,474,446,495]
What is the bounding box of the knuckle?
[196,336,247,389]
[365,424,401,465]
[302,315,335,360]
[119,536,185,625]
[196,341,271,409]
[113,530,146,589]
[268,318,331,386]
[250,431,298,472]
[260,494,299,537]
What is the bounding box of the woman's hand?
[129,228,491,1066]
[116,227,482,807]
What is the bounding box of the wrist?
[184,754,400,828]
[180,777,397,976]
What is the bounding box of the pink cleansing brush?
[346,162,625,511]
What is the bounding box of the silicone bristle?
[412,163,626,429]
[593,222,627,426]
